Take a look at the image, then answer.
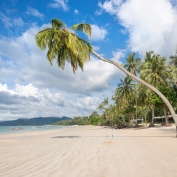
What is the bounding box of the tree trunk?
[163,104,168,127]
[122,115,126,125]
[91,51,177,133]
[152,105,155,124]
[145,116,147,126]
[134,84,137,120]
[129,115,131,127]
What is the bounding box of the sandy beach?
[0,125,177,177]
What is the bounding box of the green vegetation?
[55,116,89,125]
[0,117,71,126]
[55,112,102,126]
[36,19,177,128]
[95,51,177,127]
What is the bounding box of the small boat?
[32,126,41,129]
[12,127,23,130]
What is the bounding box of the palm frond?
[52,19,65,29]
[71,23,92,38]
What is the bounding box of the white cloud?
[13,17,24,27]
[0,24,123,94]
[92,46,100,51]
[68,96,101,116]
[98,0,122,14]
[0,83,103,120]
[0,13,24,28]
[26,7,44,19]
[91,24,108,41]
[0,24,125,120]
[111,49,125,63]
[74,9,79,14]
[99,0,177,57]
[49,0,69,11]
[0,12,13,28]
[0,83,66,120]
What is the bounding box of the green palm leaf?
[35,19,92,72]
[71,23,92,37]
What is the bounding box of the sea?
[0,125,68,135]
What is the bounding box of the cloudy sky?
[0,0,177,120]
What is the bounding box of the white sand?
[0,125,177,177]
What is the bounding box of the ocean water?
[0,125,67,135]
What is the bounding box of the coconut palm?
[123,52,141,119]
[116,76,135,124]
[97,103,104,113]
[123,52,141,76]
[169,49,177,84]
[169,49,177,67]
[112,89,127,124]
[170,66,177,84]
[140,52,173,124]
[117,77,134,104]
[35,19,92,73]
[140,52,171,88]
[36,19,177,136]
[140,106,150,126]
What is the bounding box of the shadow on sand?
[52,136,81,139]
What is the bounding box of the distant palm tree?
[140,52,172,124]
[112,89,126,124]
[140,52,171,88]
[36,19,177,135]
[117,77,134,104]
[169,49,177,67]
[123,52,141,76]
[97,103,104,113]
[123,52,141,119]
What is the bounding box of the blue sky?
[0,0,177,120]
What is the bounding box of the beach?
[0,125,177,177]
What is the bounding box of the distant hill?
[0,116,71,126]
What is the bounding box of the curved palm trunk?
[91,51,177,136]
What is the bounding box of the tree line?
[94,51,177,127]
[35,19,177,129]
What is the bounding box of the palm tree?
[123,52,141,76]
[169,50,177,84]
[97,102,105,125]
[140,52,172,124]
[169,49,177,67]
[123,52,141,119]
[35,19,92,73]
[140,52,171,88]
[140,106,150,126]
[97,103,104,113]
[117,77,134,105]
[36,19,177,136]
[116,76,135,125]
[112,89,126,125]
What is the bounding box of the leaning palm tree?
[35,19,92,73]
[36,18,177,136]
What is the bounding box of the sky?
[0,0,177,120]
